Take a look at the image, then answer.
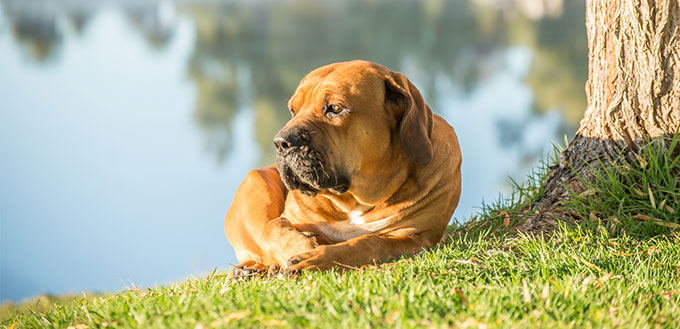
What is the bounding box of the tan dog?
[224,60,461,272]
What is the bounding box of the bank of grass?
[3,136,680,329]
[563,135,680,238]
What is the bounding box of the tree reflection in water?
[182,0,586,165]
[2,0,586,165]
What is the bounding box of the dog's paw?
[283,247,331,274]
[285,254,307,268]
[264,218,321,265]
[299,231,320,249]
[232,261,281,280]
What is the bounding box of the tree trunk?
[518,0,680,232]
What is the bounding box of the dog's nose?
[273,129,309,151]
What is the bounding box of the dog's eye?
[324,104,344,118]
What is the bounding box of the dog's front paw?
[264,218,321,266]
[284,246,334,274]
[233,261,280,280]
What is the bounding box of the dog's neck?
[318,192,374,214]
[346,140,414,205]
[286,143,416,224]
[321,161,412,208]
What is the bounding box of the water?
[0,0,587,302]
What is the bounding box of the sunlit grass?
[3,135,680,328]
[3,226,678,328]
[564,134,680,238]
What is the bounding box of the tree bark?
[519,0,680,232]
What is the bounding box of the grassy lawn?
[3,227,679,328]
[3,138,679,328]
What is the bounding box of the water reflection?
[3,0,64,62]
[0,0,586,301]
[184,0,586,164]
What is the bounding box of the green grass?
[3,136,680,328]
[3,228,679,328]
[563,135,680,238]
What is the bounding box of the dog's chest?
[348,209,368,225]
[285,193,397,242]
[316,206,395,242]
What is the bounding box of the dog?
[225,60,461,273]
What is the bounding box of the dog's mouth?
[275,146,351,197]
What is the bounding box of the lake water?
[0,0,586,302]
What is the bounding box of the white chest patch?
[348,210,367,225]
[318,213,396,243]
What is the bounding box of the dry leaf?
[597,225,609,236]
[261,320,286,326]
[500,211,510,228]
[589,211,600,221]
[228,311,251,320]
[453,259,483,267]
[648,184,656,208]
[598,274,611,283]
[371,304,380,317]
[522,279,531,303]
[386,310,400,325]
[653,221,680,229]
[502,216,510,228]
[66,325,88,329]
[634,153,647,168]
[632,214,680,229]
[578,189,598,197]
[572,255,605,274]
[666,205,676,214]
[660,290,680,297]
[215,310,251,325]
[581,275,596,291]
[633,187,645,196]
[620,165,631,175]
[647,247,660,256]
[607,216,622,225]
[460,318,487,329]
[659,198,667,210]
[454,287,467,303]
[540,282,550,302]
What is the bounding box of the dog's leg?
[225,166,318,267]
[259,216,320,265]
[284,228,441,272]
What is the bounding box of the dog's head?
[274,60,433,197]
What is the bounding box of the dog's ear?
[384,71,434,166]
